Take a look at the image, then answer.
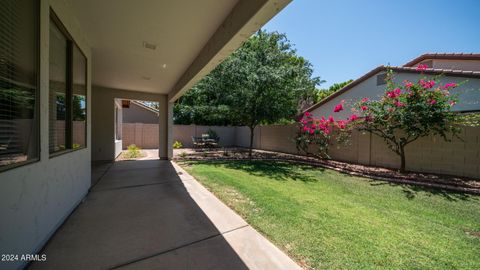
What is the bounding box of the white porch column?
[167,102,174,159]
[158,96,173,160]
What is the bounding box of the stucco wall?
[0,1,92,269]
[123,102,159,124]
[430,59,480,72]
[91,86,168,161]
[311,72,480,120]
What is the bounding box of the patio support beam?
[167,0,291,102]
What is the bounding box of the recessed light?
[162,64,167,68]
[143,41,157,50]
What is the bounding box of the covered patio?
[0,0,294,269]
[30,159,300,269]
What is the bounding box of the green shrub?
[173,140,183,149]
[206,129,219,140]
[124,144,142,158]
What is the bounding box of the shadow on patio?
[30,159,300,270]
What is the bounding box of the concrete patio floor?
[29,159,301,270]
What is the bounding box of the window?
[72,45,87,148]
[0,0,39,170]
[49,11,87,155]
[376,73,387,86]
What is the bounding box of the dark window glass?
[49,20,68,153]
[0,0,39,169]
[376,73,387,86]
[72,45,86,148]
[49,12,88,156]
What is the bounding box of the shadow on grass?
[368,180,477,202]
[187,160,322,183]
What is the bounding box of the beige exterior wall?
[0,1,92,269]
[91,86,168,161]
[429,59,480,72]
[311,72,480,120]
[123,102,159,124]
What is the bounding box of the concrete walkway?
[30,159,301,270]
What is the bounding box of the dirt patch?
[174,148,480,195]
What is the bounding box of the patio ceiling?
[68,0,290,101]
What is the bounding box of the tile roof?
[403,53,480,67]
[304,65,480,113]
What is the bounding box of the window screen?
[0,0,39,169]
[49,20,68,153]
[72,45,86,149]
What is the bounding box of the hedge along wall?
[122,123,480,178]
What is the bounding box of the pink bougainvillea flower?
[350,114,359,121]
[442,82,457,89]
[420,79,435,89]
[333,102,344,112]
[336,120,347,129]
[361,105,368,111]
[394,101,405,107]
[416,64,428,71]
[304,111,311,117]
[309,129,314,135]
[361,97,369,103]
[450,100,456,106]
[404,80,414,88]
[429,99,437,105]
[328,115,335,123]
[386,88,401,99]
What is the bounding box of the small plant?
[124,144,142,158]
[179,152,187,159]
[173,140,183,149]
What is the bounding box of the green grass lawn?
[181,160,480,270]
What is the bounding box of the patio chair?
[192,136,205,149]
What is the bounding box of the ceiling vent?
[143,41,157,50]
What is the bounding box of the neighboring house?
[303,53,480,178]
[123,100,159,124]
[306,53,480,119]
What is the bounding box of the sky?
[262,0,480,88]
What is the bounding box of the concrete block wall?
[234,124,480,178]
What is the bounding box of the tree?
[315,79,353,102]
[221,30,321,156]
[352,67,461,172]
[174,30,321,156]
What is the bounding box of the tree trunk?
[248,126,255,158]
[399,145,406,173]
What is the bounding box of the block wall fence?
[122,123,480,178]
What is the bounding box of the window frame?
[0,0,41,172]
[49,9,88,158]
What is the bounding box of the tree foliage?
[315,79,353,103]
[174,30,321,127]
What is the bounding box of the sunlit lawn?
[181,160,480,270]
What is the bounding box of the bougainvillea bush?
[295,110,355,158]
[354,67,461,172]
[297,65,462,172]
